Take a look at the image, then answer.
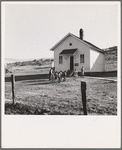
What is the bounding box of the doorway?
[70,56,74,70]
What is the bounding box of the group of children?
[49,66,84,83]
[49,67,67,83]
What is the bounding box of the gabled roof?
[83,40,101,50]
[50,33,104,53]
[60,49,77,55]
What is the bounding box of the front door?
[70,56,74,70]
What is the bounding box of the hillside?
[104,46,117,71]
[6,58,54,68]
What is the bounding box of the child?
[55,71,58,81]
[74,69,78,79]
[64,70,67,81]
[81,66,84,78]
[49,67,52,81]
[58,70,62,83]
[62,70,67,81]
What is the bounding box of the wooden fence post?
[81,81,87,115]
[11,74,15,104]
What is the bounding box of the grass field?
[5,48,117,115]
[5,76,117,115]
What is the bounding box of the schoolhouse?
[50,29,105,73]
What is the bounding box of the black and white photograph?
[2,1,121,148]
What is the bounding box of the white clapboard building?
[50,29,105,73]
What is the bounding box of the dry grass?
[7,65,51,75]
[5,77,117,115]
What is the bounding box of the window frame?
[80,54,84,63]
[69,42,72,46]
[59,55,63,64]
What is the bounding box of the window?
[69,43,72,46]
[59,55,63,64]
[80,54,84,63]
[75,63,79,66]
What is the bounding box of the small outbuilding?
[50,29,105,73]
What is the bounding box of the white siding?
[53,35,105,72]
[54,35,90,72]
[90,48,105,72]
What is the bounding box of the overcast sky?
[2,2,120,60]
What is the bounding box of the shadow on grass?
[29,82,52,85]
[20,78,61,85]
[23,79,49,83]
[23,79,58,85]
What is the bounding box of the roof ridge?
[83,40,101,50]
[71,34,102,50]
[51,32,104,53]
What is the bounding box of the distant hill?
[5,58,35,64]
[6,58,54,68]
[104,46,117,71]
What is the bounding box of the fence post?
[11,74,15,104]
[81,81,87,115]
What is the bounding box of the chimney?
[80,29,83,40]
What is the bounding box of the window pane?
[80,54,84,63]
[59,56,63,64]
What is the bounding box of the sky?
[2,2,120,60]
